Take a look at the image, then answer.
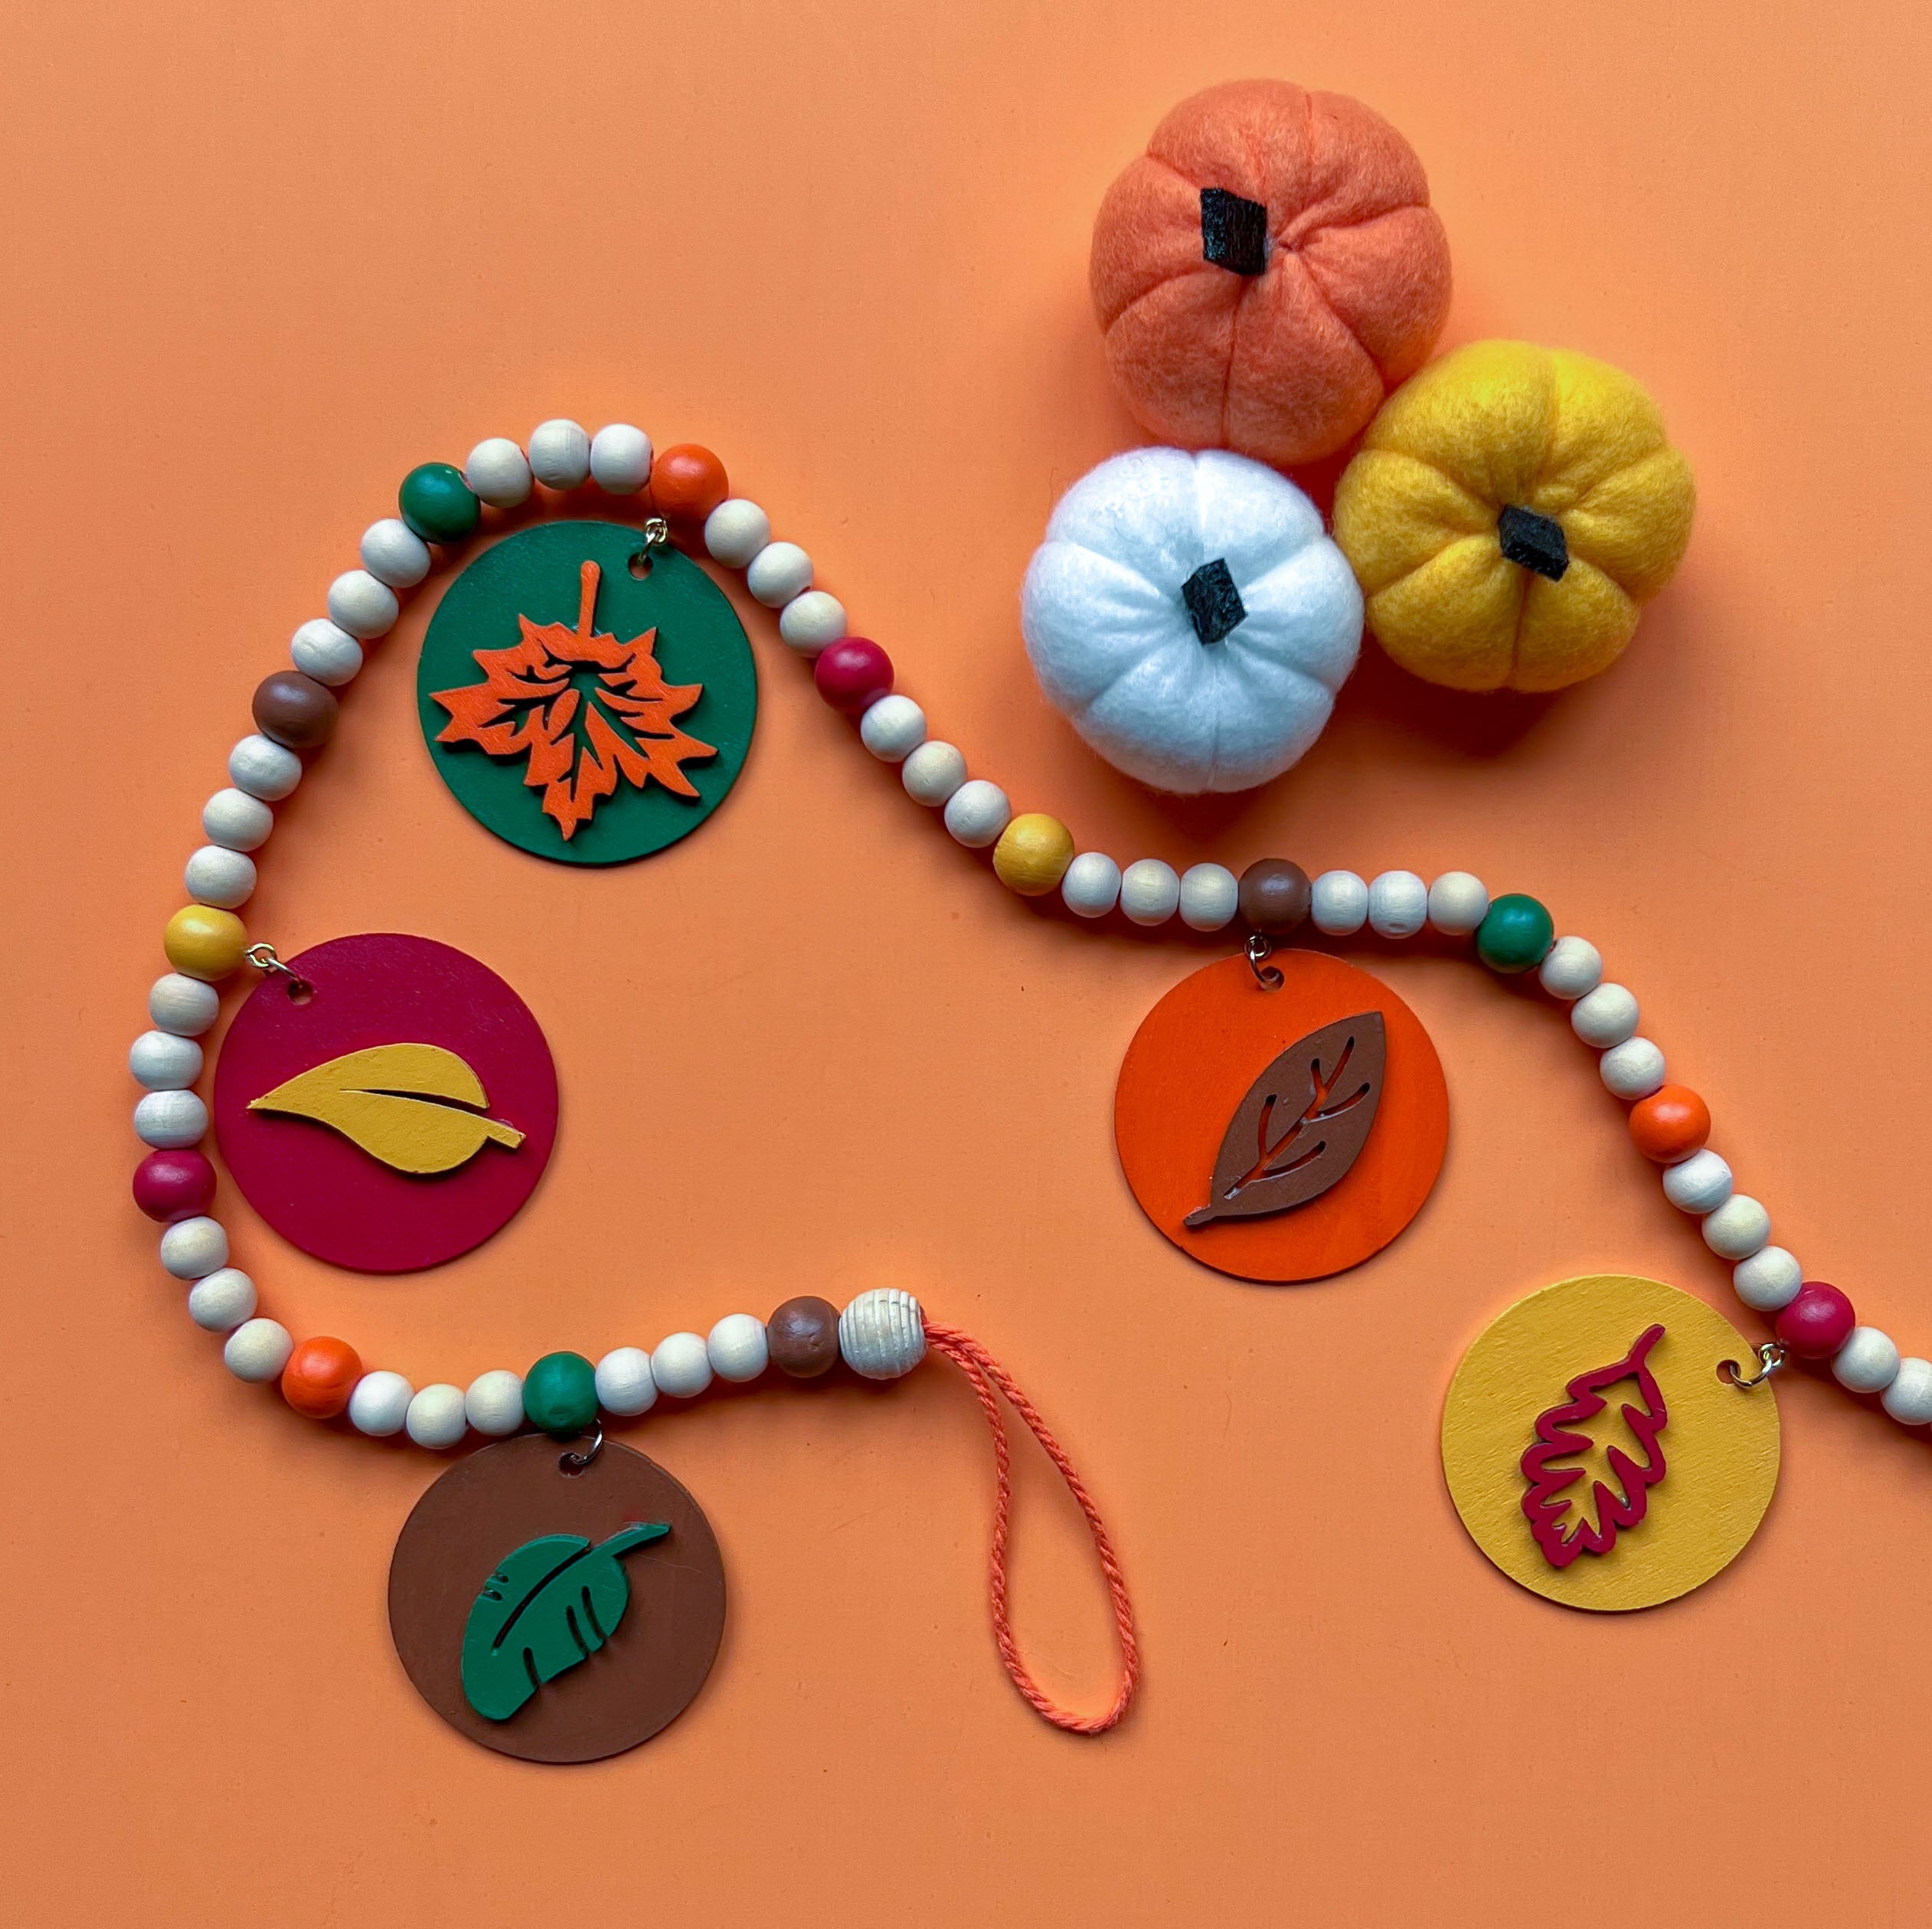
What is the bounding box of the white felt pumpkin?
[1021,447,1362,794]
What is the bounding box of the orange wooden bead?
[1629,1084,1711,1164]
[280,1336,363,1419]
[647,444,729,534]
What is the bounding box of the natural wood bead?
[184,845,256,909]
[348,1369,414,1437]
[593,1348,657,1417]
[902,740,967,807]
[252,671,338,750]
[994,813,1075,895]
[1832,1326,1901,1394]
[779,590,846,655]
[650,1332,712,1399]
[1120,858,1180,927]
[159,1215,227,1279]
[1600,1037,1666,1100]
[944,779,1011,848]
[590,423,652,494]
[186,1267,256,1331]
[747,541,813,607]
[326,569,399,639]
[201,786,274,852]
[1702,1192,1770,1260]
[1427,871,1489,935]
[647,444,728,533]
[281,1336,362,1419]
[149,971,221,1035]
[858,695,926,762]
[1630,1084,1711,1162]
[707,1313,769,1382]
[1538,936,1603,999]
[135,1089,208,1147]
[767,1296,840,1378]
[1661,1149,1732,1214]
[1179,863,1240,931]
[1368,869,1428,938]
[1881,1358,1932,1424]
[1238,859,1310,935]
[1572,982,1639,1048]
[406,1382,469,1449]
[464,1369,527,1436]
[129,1028,203,1090]
[703,498,770,567]
[223,1317,293,1384]
[1733,1245,1803,1312]
[290,617,364,686]
[527,418,591,490]
[1310,869,1368,934]
[228,734,302,801]
[1062,852,1122,919]
[164,904,248,981]
[464,437,532,508]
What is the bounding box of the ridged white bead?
[406,1384,469,1449]
[1539,936,1603,1000]
[348,1370,414,1437]
[129,1028,203,1089]
[1600,1038,1666,1100]
[1733,1245,1803,1312]
[1662,1149,1732,1214]
[708,1314,769,1383]
[1427,871,1489,935]
[528,418,591,490]
[859,695,925,762]
[839,1289,925,1380]
[160,1215,227,1279]
[187,1267,257,1331]
[326,569,400,639]
[1180,864,1240,932]
[595,1348,658,1417]
[359,518,432,588]
[135,1090,208,1148]
[185,845,256,909]
[1120,858,1181,927]
[1702,1194,1770,1260]
[902,741,967,806]
[1573,984,1640,1048]
[1062,852,1122,919]
[944,780,1011,848]
[779,589,846,654]
[651,1332,713,1400]
[1368,870,1428,938]
[202,786,274,852]
[228,734,302,801]
[1833,1327,1901,1394]
[224,1317,293,1383]
[1311,870,1369,935]
[1881,1358,1932,1426]
[746,541,812,607]
[590,423,652,494]
[289,618,364,687]
[150,973,221,1038]
[704,499,770,567]
[465,1370,527,1436]
[465,437,532,508]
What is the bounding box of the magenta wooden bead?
[813,637,894,716]
[133,1147,217,1222]
[1775,1281,1856,1360]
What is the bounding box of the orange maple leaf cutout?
[431,559,717,839]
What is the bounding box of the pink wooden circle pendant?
[213,933,558,1273]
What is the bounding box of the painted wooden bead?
[767,1296,840,1378]
[184,845,256,910]
[129,1028,203,1090]
[223,1316,293,1384]
[1179,862,1240,931]
[1062,852,1123,919]
[859,694,926,762]
[135,1089,209,1148]
[150,971,221,1036]
[1629,1084,1711,1163]
[647,444,729,532]
[1600,1038,1666,1100]
[650,1332,713,1400]
[593,1347,658,1417]
[1733,1245,1804,1313]
[901,740,967,807]
[1702,1192,1770,1260]
[348,1370,414,1437]
[746,541,813,607]
[522,1351,598,1435]
[289,618,364,687]
[464,436,532,508]
[406,1383,469,1450]
[1239,859,1311,935]
[839,1288,926,1379]
[590,423,653,495]
[1310,869,1369,935]
[994,814,1076,896]
[165,904,248,981]
[708,1313,770,1383]
[1832,1326,1901,1395]
[326,568,400,639]
[1368,869,1428,938]
[814,637,894,714]
[160,1215,228,1279]
[779,590,846,654]
[281,1336,362,1419]
[252,671,338,750]
[1120,858,1182,926]
[1538,936,1603,1000]
[944,779,1012,848]
[399,462,482,543]
[133,1147,216,1221]
[1662,1149,1732,1214]
[186,1267,256,1332]
[228,734,302,801]
[1775,1281,1855,1360]
[464,1369,527,1436]
[1881,1358,1932,1426]
[1572,983,1639,1048]
[1427,871,1489,936]
[203,786,275,851]
[703,498,770,567]
[527,419,592,490]
[359,517,433,587]
[1476,894,1554,973]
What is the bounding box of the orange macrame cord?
[923,1320,1139,1735]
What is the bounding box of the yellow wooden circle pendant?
[1441,1274,1780,1612]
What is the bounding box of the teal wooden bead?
[399,462,482,544]
[1476,893,1556,973]
[522,1351,598,1437]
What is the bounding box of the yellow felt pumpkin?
[1332,341,1695,692]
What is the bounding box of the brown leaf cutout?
[1185,1012,1385,1228]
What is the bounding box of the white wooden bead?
[224,1317,293,1383]
[465,436,532,508]
[228,734,302,801]
[594,1348,658,1417]
[185,844,256,909]
[1120,858,1182,927]
[779,590,846,654]
[859,695,925,762]
[1881,1358,1932,1426]
[202,786,274,851]
[528,418,592,489]
[1311,870,1369,935]
[1833,1327,1901,1394]
[1427,871,1489,935]
[1600,1038,1666,1100]
[1662,1149,1732,1214]
[406,1383,469,1450]
[187,1267,257,1332]
[1573,983,1640,1048]
[902,740,967,807]
[464,1369,526,1436]
[359,518,432,589]
[1368,869,1429,938]
[746,541,813,607]
[1180,863,1240,932]
[326,568,400,639]
[136,1089,208,1148]
[839,1288,926,1379]
[944,780,1011,848]
[590,423,652,494]
[1702,1193,1770,1260]
[1062,852,1122,919]
[703,499,771,568]
[1733,1246,1803,1313]
[289,617,364,687]
[130,1028,202,1090]
[651,1332,713,1400]
[1539,937,1603,1000]
[348,1370,414,1437]
[160,1215,227,1280]
[150,973,221,1038]
[707,1313,769,1383]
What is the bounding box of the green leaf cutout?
[461,1522,669,1721]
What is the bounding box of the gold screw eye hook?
[1247,933,1284,991]
[1718,1340,1787,1391]
[560,1417,605,1473]
[244,942,314,1002]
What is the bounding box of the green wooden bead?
[400,462,482,544]
[1476,893,1555,973]
[522,1351,598,1437]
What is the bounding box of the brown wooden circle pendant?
[1115,950,1449,1282]
[388,1434,726,1762]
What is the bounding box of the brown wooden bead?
[767,1294,840,1378]
[252,671,339,750]
[1238,858,1311,936]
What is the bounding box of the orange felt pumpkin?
[1090,80,1453,469]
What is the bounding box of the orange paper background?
[5,4,1931,1924]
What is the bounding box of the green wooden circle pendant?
[417,521,757,865]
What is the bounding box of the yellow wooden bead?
[164,904,250,982]
[992,812,1075,896]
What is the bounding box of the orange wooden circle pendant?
[1114,950,1449,1282]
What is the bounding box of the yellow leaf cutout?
[248,1043,525,1175]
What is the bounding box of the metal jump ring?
[560,1417,605,1472]
[1718,1339,1787,1391]
[1247,932,1284,991]
[629,515,672,574]
[244,942,314,1002]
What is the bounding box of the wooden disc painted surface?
[1114,951,1448,1282]
[213,933,557,1273]
[1442,1274,1780,1613]
[418,521,757,865]
[389,1435,726,1763]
